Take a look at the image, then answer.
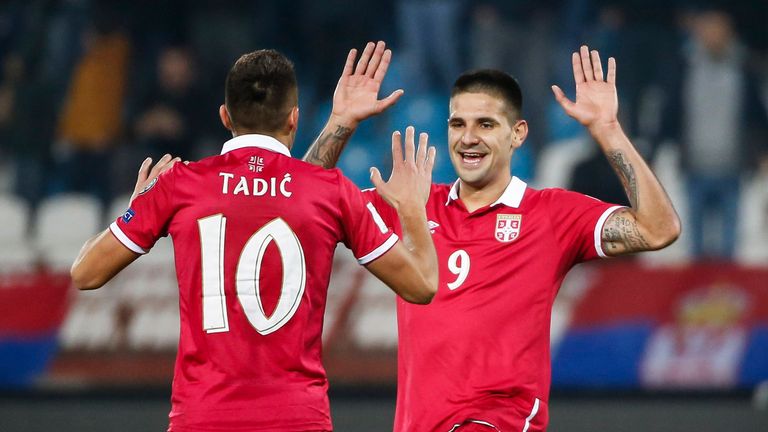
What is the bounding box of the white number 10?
[198,215,306,335]
[447,249,470,290]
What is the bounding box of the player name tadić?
[219,172,293,197]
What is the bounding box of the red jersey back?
[111,134,398,431]
[365,177,621,432]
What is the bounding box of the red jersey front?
[365,177,621,432]
[110,134,398,432]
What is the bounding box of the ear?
[219,104,233,132]
[511,119,528,149]
[286,106,299,132]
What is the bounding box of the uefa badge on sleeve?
[122,208,136,223]
[495,214,522,243]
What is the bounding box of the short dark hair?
[225,49,298,133]
[451,69,523,121]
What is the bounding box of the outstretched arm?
[551,46,681,256]
[71,155,179,289]
[303,41,403,168]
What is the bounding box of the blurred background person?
[130,45,206,162]
[660,7,768,260]
[0,2,766,431]
[53,6,130,209]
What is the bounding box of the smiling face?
[448,91,526,193]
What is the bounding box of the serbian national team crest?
[495,214,522,243]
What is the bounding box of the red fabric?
[113,135,397,431]
[570,262,768,326]
[366,180,616,432]
[0,271,71,334]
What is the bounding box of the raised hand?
[551,45,618,131]
[370,126,436,209]
[130,154,180,204]
[331,41,403,126]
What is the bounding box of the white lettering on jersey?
[219,172,292,198]
[234,176,249,195]
[366,202,389,234]
[219,172,234,194]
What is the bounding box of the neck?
[458,175,511,212]
[233,129,293,150]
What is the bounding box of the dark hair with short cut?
[451,69,523,121]
[225,49,298,133]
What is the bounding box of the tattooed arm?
[305,124,353,169]
[303,41,403,168]
[594,129,678,255]
[552,46,680,255]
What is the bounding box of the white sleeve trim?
[109,222,148,254]
[594,205,625,258]
[357,233,399,265]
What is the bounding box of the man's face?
[448,91,520,190]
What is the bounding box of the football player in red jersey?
[304,45,681,431]
[70,45,438,432]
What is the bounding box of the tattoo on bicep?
[607,150,638,210]
[602,209,650,252]
[304,125,352,168]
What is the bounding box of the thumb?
[376,89,404,113]
[551,85,574,113]
[370,167,385,189]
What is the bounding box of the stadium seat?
[736,171,768,264]
[107,194,131,224]
[0,194,37,270]
[34,194,101,271]
[58,293,121,350]
[339,142,376,187]
[638,142,690,265]
[531,137,592,189]
[348,274,398,350]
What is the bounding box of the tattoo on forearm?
[607,150,638,210]
[602,209,650,252]
[303,125,352,168]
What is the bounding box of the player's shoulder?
[426,182,453,204]
[537,186,605,208]
[290,158,345,179]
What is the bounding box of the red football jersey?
[110,134,398,432]
[365,177,622,432]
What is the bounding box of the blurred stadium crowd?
[0,3,767,416]
[0,0,766,262]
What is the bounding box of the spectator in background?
[131,45,205,161]
[0,0,75,212]
[0,54,57,211]
[54,11,130,207]
[661,8,768,260]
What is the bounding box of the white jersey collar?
[220,134,291,157]
[446,176,527,208]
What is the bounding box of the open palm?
[370,126,436,209]
[551,46,618,129]
[332,41,403,124]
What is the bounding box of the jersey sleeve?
[109,169,178,254]
[336,172,399,265]
[361,187,401,234]
[545,188,624,264]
